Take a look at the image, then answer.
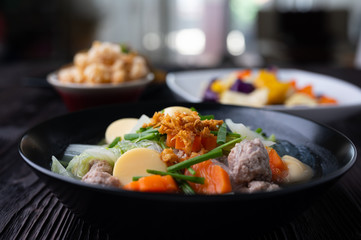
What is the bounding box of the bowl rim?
[47,71,154,90]
[18,103,358,202]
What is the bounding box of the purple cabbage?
[203,79,219,102]
[230,79,255,94]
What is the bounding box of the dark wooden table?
[1,62,361,239]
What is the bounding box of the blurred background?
[1,0,361,75]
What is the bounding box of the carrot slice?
[237,69,251,79]
[174,135,202,153]
[184,160,232,194]
[123,180,140,191]
[318,95,337,104]
[191,135,202,152]
[267,148,288,183]
[201,135,218,151]
[166,134,176,148]
[297,85,315,98]
[289,79,297,89]
[167,133,218,157]
[174,136,187,152]
[123,175,178,193]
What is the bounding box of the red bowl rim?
[47,71,154,91]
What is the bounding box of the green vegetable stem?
[146,169,205,184]
[216,122,227,145]
[167,137,243,172]
[108,137,121,148]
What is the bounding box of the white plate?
[166,68,361,123]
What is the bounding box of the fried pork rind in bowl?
[48,41,154,111]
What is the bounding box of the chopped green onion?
[167,148,223,172]
[167,137,243,172]
[159,136,167,149]
[108,137,121,148]
[146,169,205,184]
[124,127,160,142]
[120,44,130,53]
[187,167,196,175]
[255,128,263,134]
[227,132,241,138]
[132,176,143,181]
[134,133,158,143]
[136,127,159,134]
[177,180,195,195]
[217,122,227,145]
[267,134,276,142]
[211,131,241,138]
[190,107,214,120]
[136,127,147,133]
[200,115,214,120]
[213,136,244,151]
[124,132,158,141]
[124,133,144,140]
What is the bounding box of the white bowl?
[166,68,361,123]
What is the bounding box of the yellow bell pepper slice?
[254,70,291,104]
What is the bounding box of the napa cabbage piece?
[54,139,163,179]
[51,156,76,178]
[66,146,118,178]
[225,119,275,147]
[129,114,151,133]
[62,144,104,162]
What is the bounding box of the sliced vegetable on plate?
[203,68,338,107]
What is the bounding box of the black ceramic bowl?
[19,102,356,238]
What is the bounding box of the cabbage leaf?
[225,119,275,147]
[60,139,163,179]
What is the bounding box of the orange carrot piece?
[201,135,218,151]
[174,135,202,153]
[175,136,186,151]
[297,85,315,98]
[237,69,251,79]
[289,79,297,89]
[191,135,202,152]
[267,148,288,183]
[185,160,232,194]
[318,95,337,104]
[123,175,179,193]
[168,131,218,155]
[166,134,176,148]
[123,181,140,191]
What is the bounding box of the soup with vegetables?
[51,106,314,194]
